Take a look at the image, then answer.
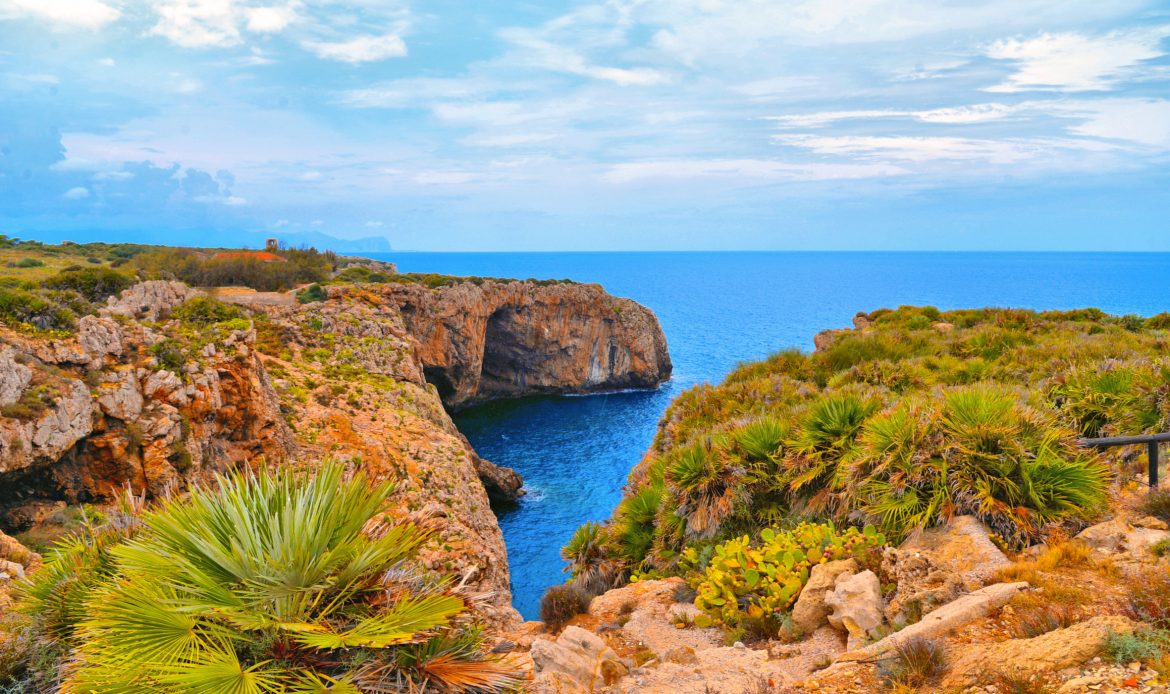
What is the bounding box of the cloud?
[150,0,242,48]
[1,0,119,29]
[245,5,296,33]
[1065,99,1170,147]
[63,186,90,199]
[302,32,407,63]
[500,29,670,86]
[340,76,510,108]
[770,103,1017,128]
[772,134,1117,165]
[603,159,907,183]
[985,28,1169,92]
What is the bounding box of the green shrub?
[49,463,517,692]
[12,258,44,268]
[147,339,185,372]
[169,296,245,326]
[540,584,592,633]
[43,267,133,302]
[685,523,885,632]
[0,287,76,332]
[297,283,328,303]
[1103,628,1170,665]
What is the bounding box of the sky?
[0,0,1168,251]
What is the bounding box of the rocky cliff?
[373,280,672,409]
[0,276,671,628]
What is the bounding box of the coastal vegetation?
[561,306,1170,632]
[1,464,519,693]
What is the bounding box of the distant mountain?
[9,229,392,253]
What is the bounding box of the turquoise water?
[368,252,1170,618]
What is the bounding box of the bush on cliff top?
[8,464,519,694]
[566,307,1152,590]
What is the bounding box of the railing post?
[1150,440,1161,488]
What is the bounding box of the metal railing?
[1080,432,1170,488]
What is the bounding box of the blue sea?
[366,252,1170,619]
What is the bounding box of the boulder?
[78,315,124,362]
[898,515,1010,590]
[1076,517,1170,560]
[105,281,195,322]
[881,546,965,625]
[834,582,1029,666]
[944,616,1137,686]
[791,558,859,634]
[825,570,884,649]
[531,625,629,693]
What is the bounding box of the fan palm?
[785,391,880,512]
[665,437,742,540]
[62,463,518,693]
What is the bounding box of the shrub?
[686,523,885,632]
[878,637,947,689]
[540,584,592,633]
[1104,628,1170,665]
[1124,569,1170,628]
[1138,488,1170,522]
[297,282,328,303]
[12,257,44,268]
[169,296,245,326]
[43,267,133,302]
[1010,603,1080,638]
[0,287,76,332]
[54,463,517,692]
[857,387,1110,543]
[148,339,185,372]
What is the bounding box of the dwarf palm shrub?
[51,464,516,693]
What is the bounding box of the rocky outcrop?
[365,281,672,409]
[824,570,884,649]
[791,558,859,634]
[944,615,1137,687]
[531,625,629,693]
[0,285,295,528]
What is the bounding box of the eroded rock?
[792,558,859,634]
[531,625,629,693]
[825,570,884,649]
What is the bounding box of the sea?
[363,251,1170,619]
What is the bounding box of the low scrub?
[540,584,592,633]
[569,307,1145,588]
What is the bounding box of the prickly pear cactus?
[686,523,885,628]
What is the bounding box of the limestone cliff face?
[371,281,672,409]
[0,283,293,529]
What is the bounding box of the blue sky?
[0,0,1168,251]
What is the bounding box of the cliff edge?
[371,280,672,409]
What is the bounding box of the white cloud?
[245,5,295,33]
[414,171,481,185]
[97,57,116,67]
[176,77,203,94]
[771,103,1017,128]
[500,30,669,86]
[225,195,247,205]
[303,32,406,63]
[773,134,1116,165]
[340,77,508,108]
[603,159,907,183]
[63,186,91,199]
[150,0,242,48]
[2,0,119,29]
[299,171,323,180]
[1065,99,1170,147]
[985,28,1169,92]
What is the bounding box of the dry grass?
[995,539,1100,602]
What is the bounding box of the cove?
[373,251,1170,619]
